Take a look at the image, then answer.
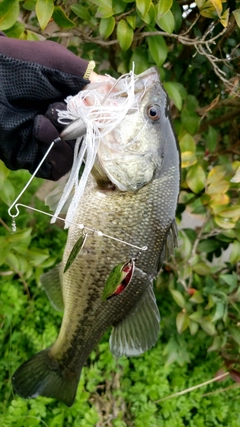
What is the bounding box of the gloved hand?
[0,32,109,180]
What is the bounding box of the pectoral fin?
[40,264,64,311]
[109,284,160,357]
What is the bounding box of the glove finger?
[34,114,75,181]
[45,102,67,131]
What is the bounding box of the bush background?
[0,0,240,425]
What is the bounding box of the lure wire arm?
[9,203,148,252]
[8,137,61,220]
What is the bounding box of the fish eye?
[147,105,161,121]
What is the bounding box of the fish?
[12,67,180,407]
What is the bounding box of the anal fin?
[109,284,160,357]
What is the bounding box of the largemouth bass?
[12,67,180,407]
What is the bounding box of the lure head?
[102,259,135,301]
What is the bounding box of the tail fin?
[12,349,81,407]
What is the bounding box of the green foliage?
[1,0,240,424]
[0,0,19,31]
[36,0,54,30]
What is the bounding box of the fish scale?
[12,69,180,407]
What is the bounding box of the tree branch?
[198,109,240,132]
[198,98,240,116]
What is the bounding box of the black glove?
[0,32,95,180]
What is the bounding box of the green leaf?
[53,6,75,29]
[147,35,168,67]
[198,239,220,253]
[5,252,20,271]
[179,133,196,153]
[7,228,32,243]
[96,6,113,18]
[25,30,40,40]
[0,179,15,205]
[195,0,205,8]
[142,3,155,24]
[186,164,206,193]
[181,108,200,135]
[209,0,222,18]
[36,0,54,30]
[189,291,204,304]
[181,151,197,168]
[70,4,91,21]
[157,0,173,18]
[178,262,192,281]
[218,206,240,219]
[17,255,30,274]
[117,19,133,51]
[181,95,200,134]
[206,165,227,185]
[136,0,151,17]
[200,319,216,336]
[189,310,203,322]
[230,240,240,263]
[91,0,112,7]
[126,15,136,29]
[214,216,236,230]
[0,160,10,182]
[208,335,222,352]
[176,311,189,333]
[189,319,199,335]
[156,10,175,33]
[229,327,240,346]
[0,0,19,31]
[171,0,182,32]
[163,82,183,110]
[99,16,115,38]
[0,238,8,265]
[230,165,240,183]
[206,126,218,152]
[23,0,37,12]
[113,0,126,14]
[179,230,192,258]
[220,7,229,27]
[192,263,211,275]
[26,248,49,266]
[199,6,217,20]
[211,302,225,322]
[220,273,238,289]
[130,47,149,74]
[0,0,19,30]
[64,234,87,273]
[233,9,240,28]
[170,289,186,308]
[4,21,25,38]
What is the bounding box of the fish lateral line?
[8,203,148,252]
